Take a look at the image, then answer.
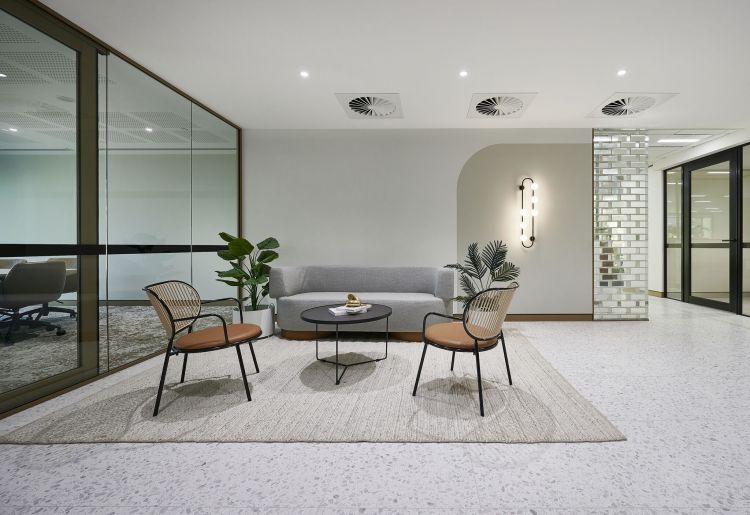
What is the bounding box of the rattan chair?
[144,280,262,416]
[412,283,518,416]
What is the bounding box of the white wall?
[244,129,592,313]
[457,144,592,314]
[647,169,664,293]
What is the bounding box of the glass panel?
[105,55,191,246]
[191,104,238,245]
[0,13,77,245]
[690,162,730,303]
[0,12,80,393]
[105,253,191,369]
[665,167,682,300]
[743,146,749,315]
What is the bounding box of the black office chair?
[0,261,68,343]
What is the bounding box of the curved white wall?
[457,143,593,314]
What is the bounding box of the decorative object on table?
[345,293,362,307]
[519,177,539,247]
[328,304,372,316]
[446,240,520,309]
[216,232,280,337]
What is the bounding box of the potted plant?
[215,232,279,337]
[445,240,520,309]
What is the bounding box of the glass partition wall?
[664,146,747,316]
[0,3,239,413]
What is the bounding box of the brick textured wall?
[593,129,648,320]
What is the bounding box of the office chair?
[0,261,68,343]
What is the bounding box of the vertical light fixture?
[519,177,538,248]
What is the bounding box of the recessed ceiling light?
[617,69,627,76]
[0,73,7,78]
[459,70,468,78]
[6,127,18,132]
[300,70,309,78]
[695,200,712,203]
[707,171,729,174]
[658,138,700,143]
[144,127,153,132]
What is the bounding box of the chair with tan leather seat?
[144,280,262,416]
[412,282,518,416]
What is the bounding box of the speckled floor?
[0,297,749,514]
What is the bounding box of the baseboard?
[454,313,594,321]
[648,290,666,298]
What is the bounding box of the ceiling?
[0,9,237,151]
[35,0,750,131]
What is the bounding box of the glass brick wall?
[593,129,649,320]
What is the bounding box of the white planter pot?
[233,304,275,338]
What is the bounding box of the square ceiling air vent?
[588,92,677,118]
[467,93,536,119]
[335,93,403,119]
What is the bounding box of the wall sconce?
[519,177,538,248]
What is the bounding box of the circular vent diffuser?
[601,96,656,116]
[475,96,524,117]
[348,96,396,117]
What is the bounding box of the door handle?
[721,239,737,242]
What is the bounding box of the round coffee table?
[301,303,392,385]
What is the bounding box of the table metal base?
[314,318,389,384]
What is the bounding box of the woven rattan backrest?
[463,283,518,341]
[144,281,201,338]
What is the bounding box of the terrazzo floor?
[1,297,749,514]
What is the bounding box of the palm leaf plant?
[445,240,520,308]
[215,233,279,311]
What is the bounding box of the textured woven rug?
[0,329,624,443]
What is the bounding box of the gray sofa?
[270,266,454,336]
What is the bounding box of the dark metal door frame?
[683,149,741,313]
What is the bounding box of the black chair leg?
[153,350,171,416]
[500,332,513,386]
[412,342,428,396]
[248,341,260,373]
[474,346,484,417]
[450,351,456,371]
[236,345,251,401]
[180,353,188,383]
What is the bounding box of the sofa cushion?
[277,291,448,332]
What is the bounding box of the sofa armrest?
[270,266,305,298]
[434,268,454,301]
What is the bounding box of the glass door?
[0,3,100,413]
[686,151,739,311]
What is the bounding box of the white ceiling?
[36,0,750,131]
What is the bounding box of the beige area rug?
[0,330,624,443]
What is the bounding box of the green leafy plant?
[445,240,520,307]
[216,233,280,311]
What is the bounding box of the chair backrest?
[47,257,78,293]
[143,280,201,338]
[0,261,67,309]
[0,258,27,269]
[462,283,519,341]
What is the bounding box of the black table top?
[301,304,392,325]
